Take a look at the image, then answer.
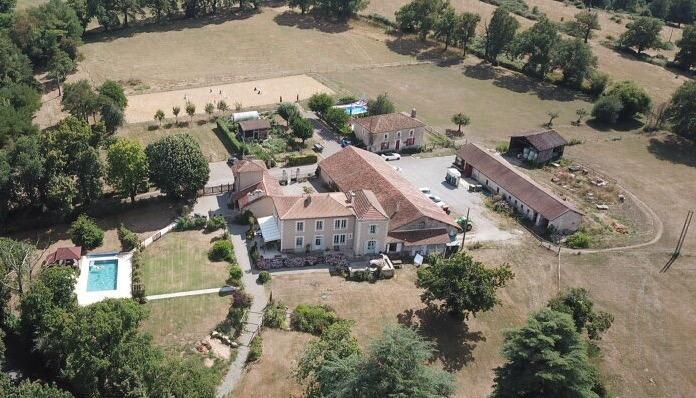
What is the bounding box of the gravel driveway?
[393,155,521,243]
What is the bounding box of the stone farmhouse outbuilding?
[351,110,426,153]
[508,129,568,165]
[455,143,582,234]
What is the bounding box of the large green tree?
[62,80,100,121]
[551,38,597,88]
[566,10,600,43]
[367,92,395,115]
[313,324,455,398]
[548,288,614,340]
[511,17,560,77]
[106,138,149,202]
[146,133,209,198]
[291,116,314,144]
[0,34,36,87]
[395,0,448,39]
[666,80,696,140]
[603,80,652,120]
[492,309,604,398]
[0,372,74,397]
[618,17,665,54]
[288,0,314,14]
[668,0,695,26]
[47,50,75,96]
[434,5,458,50]
[69,214,104,249]
[416,252,514,320]
[0,82,40,145]
[674,24,696,70]
[98,80,128,109]
[455,12,480,54]
[313,0,368,20]
[0,238,40,296]
[484,8,519,63]
[307,92,335,114]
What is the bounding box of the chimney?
[304,195,311,207]
[411,108,417,118]
[346,191,355,203]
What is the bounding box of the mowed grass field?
[140,230,230,295]
[117,118,230,162]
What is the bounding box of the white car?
[428,194,447,208]
[381,152,401,161]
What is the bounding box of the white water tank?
[232,111,260,122]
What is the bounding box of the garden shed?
[508,129,567,165]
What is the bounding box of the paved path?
[217,224,269,398]
[145,286,236,301]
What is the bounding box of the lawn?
[140,229,230,295]
[117,118,230,162]
[141,294,232,349]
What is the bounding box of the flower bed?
[256,253,348,270]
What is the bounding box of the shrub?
[216,119,247,155]
[496,142,509,153]
[131,251,146,302]
[291,304,340,335]
[227,264,243,286]
[205,215,227,232]
[565,230,593,248]
[263,301,288,329]
[257,271,271,284]
[286,153,318,167]
[235,210,254,225]
[247,335,263,363]
[232,290,253,308]
[336,95,358,105]
[218,306,248,338]
[117,224,140,251]
[584,71,610,97]
[323,107,350,130]
[209,240,235,262]
[307,93,335,114]
[175,214,207,231]
[592,95,623,124]
[604,80,652,120]
[69,215,104,250]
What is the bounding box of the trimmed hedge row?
[216,119,247,155]
[286,153,318,167]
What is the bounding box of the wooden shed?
[509,129,567,165]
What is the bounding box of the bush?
[175,214,207,231]
[257,271,271,284]
[336,95,358,105]
[218,306,248,338]
[307,93,335,114]
[496,142,509,153]
[227,264,243,286]
[205,215,226,232]
[565,230,593,248]
[235,210,254,225]
[263,301,288,329]
[323,107,350,130]
[604,80,652,120]
[117,224,140,251]
[584,71,610,97]
[291,304,340,335]
[131,251,146,302]
[216,119,247,155]
[232,289,253,308]
[209,240,235,262]
[69,215,104,250]
[286,153,318,167]
[247,335,263,363]
[592,95,623,124]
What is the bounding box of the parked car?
[226,156,238,165]
[340,138,352,147]
[313,143,324,152]
[428,194,450,213]
[380,152,401,161]
[419,187,431,194]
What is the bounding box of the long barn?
[455,143,583,234]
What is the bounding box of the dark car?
[313,143,324,152]
[340,138,352,148]
[226,156,238,165]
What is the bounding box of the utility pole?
[557,244,562,293]
[460,208,470,251]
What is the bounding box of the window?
[381,142,390,150]
[295,236,304,248]
[384,133,389,140]
[369,224,377,234]
[334,219,347,230]
[406,138,415,146]
[496,187,500,194]
[367,240,376,252]
[396,131,401,138]
[315,236,323,247]
[333,234,346,245]
[409,129,414,136]
[514,199,518,205]
[347,233,353,240]
[315,220,324,231]
[296,221,304,232]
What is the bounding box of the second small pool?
[86,259,119,292]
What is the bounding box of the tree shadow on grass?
[397,305,485,372]
[83,9,259,43]
[647,134,696,167]
[385,36,463,67]
[463,62,498,80]
[492,73,582,102]
[273,10,350,33]
[585,117,644,132]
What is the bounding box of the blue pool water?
[341,104,367,115]
[86,259,118,291]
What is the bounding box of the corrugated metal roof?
[456,143,582,221]
[239,119,271,131]
[511,129,568,151]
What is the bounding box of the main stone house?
[230,147,460,257]
[351,110,426,153]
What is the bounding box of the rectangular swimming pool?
[86,259,118,292]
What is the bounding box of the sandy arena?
[124,74,333,123]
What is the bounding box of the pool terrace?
[75,252,133,306]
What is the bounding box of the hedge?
[291,304,340,335]
[216,119,247,155]
[286,153,318,167]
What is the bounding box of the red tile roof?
[232,159,267,173]
[351,190,388,220]
[318,147,458,231]
[352,112,425,135]
[456,143,582,221]
[45,246,81,264]
[273,193,355,220]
